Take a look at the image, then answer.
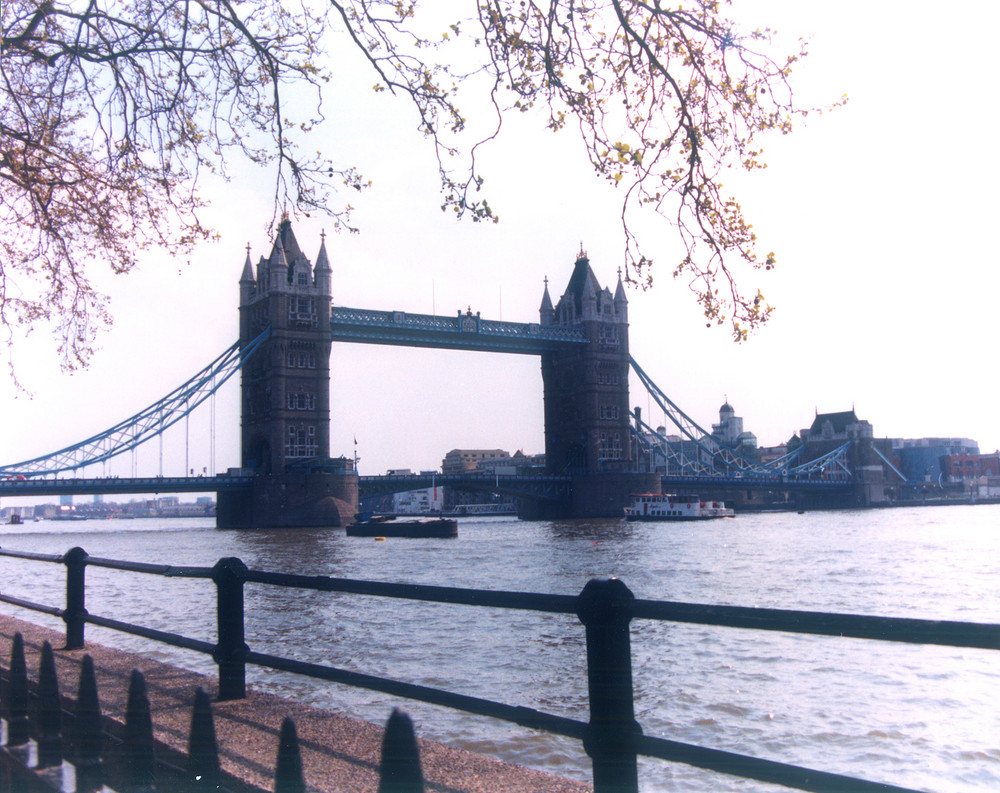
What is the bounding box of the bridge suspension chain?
[629,357,782,477]
[630,411,719,476]
[787,441,852,477]
[0,329,270,477]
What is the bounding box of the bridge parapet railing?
[0,545,995,793]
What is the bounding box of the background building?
[441,449,510,475]
[892,438,979,484]
[711,401,758,454]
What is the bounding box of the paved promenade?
[0,614,592,793]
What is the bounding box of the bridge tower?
[238,219,332,472]
[217,219,357,528]
[536,251,659,517]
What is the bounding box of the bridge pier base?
[570,473,662,518]
[515,496,573,521]
[217,473,358,529]
[517,473,662,520]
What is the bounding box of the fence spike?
[6,632,30,746]
[274,717,305,793]
[36,640,63,768]
[187,687,220,789]
[125,669,156,793]
[74,654,103,793]
[378,708,424,793]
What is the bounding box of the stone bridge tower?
[217,219,357,528]
[536,251,659,517]
[541,250,632,473]
[238,218,333,473]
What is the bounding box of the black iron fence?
[0,631,424,792]
[0,545,997,793]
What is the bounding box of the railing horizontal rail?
[636,733,923,793]
[243,569,581,613]
[84,612,216,656]
[631,599,1000,650]
[83,555,216,578]
[0,594,62,618]
[243,569,1000,650]
[0,549,64,563]
[245,649,588,740]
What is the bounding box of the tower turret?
[239,247,256,306]
[268,234,289,292]
[314,231,332,296]
[539,276,554,326]
[614,269,628,323]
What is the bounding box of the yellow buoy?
[375,536,386,541]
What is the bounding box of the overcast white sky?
[3,1,999,481]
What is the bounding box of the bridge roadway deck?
[0,473,851,500]
[0,613,590,793]
[0,475,252,497]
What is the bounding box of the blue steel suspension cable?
[0,328,270,477]
[629,356,781,476]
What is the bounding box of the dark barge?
[346,515,458,538]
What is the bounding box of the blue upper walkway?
[329,307,587,354]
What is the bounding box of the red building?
[940,453,1000,480]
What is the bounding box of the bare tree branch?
[1,0,832,378]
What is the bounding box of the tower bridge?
[1,220,873,525]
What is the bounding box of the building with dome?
[711,400,757,455]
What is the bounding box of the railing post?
[62,546,89,650]
[576,578,642,793]
[212,557,248,700]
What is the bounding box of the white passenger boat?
[624,493,735,521]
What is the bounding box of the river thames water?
[0,505,996,792]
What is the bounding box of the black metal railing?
[0,545,997,793]
[0,631,424,792]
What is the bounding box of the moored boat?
[346,515,458,538]
[624,493,734,521]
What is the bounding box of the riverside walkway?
[0,614,591,793]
